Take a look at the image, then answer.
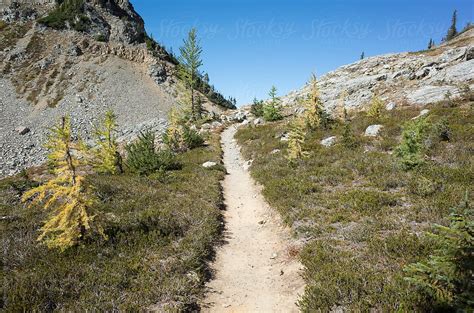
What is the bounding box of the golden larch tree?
[303,73,324,130]
[22,116,103,251]
[286,118,309,163]
[92,110,123,174]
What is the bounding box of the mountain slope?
[0,0,234,177]
[281,29,474,113]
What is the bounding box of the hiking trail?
[202,125,305,312]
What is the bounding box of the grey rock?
[385,102,396,111]
[15,126,30,135]
[202,161,217,168]
[364,125,383,137]
[320,136,337,147]
[412,109,430,120]
[407,85,459,105]
[253,118,263,125]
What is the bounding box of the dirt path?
[202,125,305,312]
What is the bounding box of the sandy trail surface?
[202,125,304,312]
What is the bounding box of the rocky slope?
[281,29,474,113]
[0,0,233,177]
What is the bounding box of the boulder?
[211,121,222,128]
[385,102,396,111]
[201,123,212,130]
[465,46,474,61]
[364,125,383,137]
[320,136,337,147]
[15,126,30,135]
[253,118,263,125]
[412,109,430,120]
[202,161,217,168]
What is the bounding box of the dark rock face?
[92,0,145,44]
[1,0,145,44]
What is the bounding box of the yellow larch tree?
[92,110,123,174]
[164,107,187,152]
[286,118,309,163]
[367,95,385,120]
[22,116,103,251]
[303,73,324,130]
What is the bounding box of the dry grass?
[236,101,473,311]
[1,133,225,311]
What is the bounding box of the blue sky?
[132,0,473,106]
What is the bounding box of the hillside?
[281,28,474,114]
[0,0,235,177]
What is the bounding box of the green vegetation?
[21,116,101,251]
[446,10,458,41]
[125,131,181,176]
[91,110,123,174]
[1,128,225,311]
[251,97,265,117]
[0,22,32,52]
[263,86,283,122]
[405,193,474,311]
[179,28,204,120]
[38,0,91,32]
[236,101,473,311]
[367,95,385,120]
[395,117,431,170]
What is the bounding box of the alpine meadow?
[1,1,473,312]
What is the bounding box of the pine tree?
[286,118,308,163]
[263,85,283,121]
[395,117,431,170]
[179,28,203,121]
[404,192,473,310]
[251,97,264,117]
[341,118,358,149]
[126,131,180,175]
[428,38,435,50]
[92,110,123,174]
[360,52,365,60]
[446,10,458,41]
[21,116,102,251]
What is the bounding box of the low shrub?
[183,125,205,149]
[250,98,264,117]
[395,117,431,170]
[38,0,91,32]
[341,189,397,214]
[263,102,283,122]
[125,131,181,175]
[0,20,7,31]
[404,194,474,311]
